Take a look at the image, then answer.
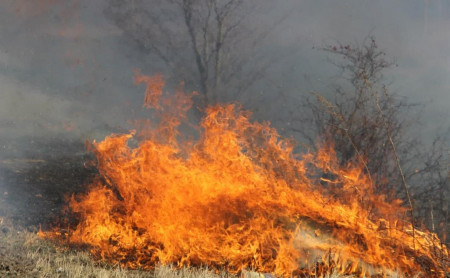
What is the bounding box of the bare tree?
[410,134,449,246]
[295,37,420,195]
[106,0,287,112]
[293,36,449,245]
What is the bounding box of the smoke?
[285,0,450,141]
[0,0,448,145]
[0,1,144,144]
[0,0,448,268]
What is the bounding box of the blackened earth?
[0,136,96,276]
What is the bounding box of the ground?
[0,136,416,278]
[0,136,265,277]
[0,136,90,277]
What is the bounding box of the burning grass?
[0,217,359,277]
[0,218,241,277]
[0,217,411,278]
[41,73,449,277]
[0,218,410,278]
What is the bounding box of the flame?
[46,73,448,277]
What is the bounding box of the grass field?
[0,138,436,278]
[0,217,227,278]
[0,217,413,278]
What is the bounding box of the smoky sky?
[0,0,449,146]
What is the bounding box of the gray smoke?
[0,0,448,146]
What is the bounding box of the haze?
[0,0,448,146]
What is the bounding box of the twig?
[365,78,417,250]
[310,91,373,185]
[430,199,435,233]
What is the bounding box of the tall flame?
[48,73,448,277]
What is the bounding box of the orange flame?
[133,71,164,109]
[46,73,448,277]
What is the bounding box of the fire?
[45,73,448,277]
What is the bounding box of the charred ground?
[0,136,95,229]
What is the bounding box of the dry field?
[0,138,435,278]
[0,217,364,278]
[0,137,348,277]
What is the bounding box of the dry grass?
[0,221,232,277]
[0,219,410,278]
[18,230,231,278]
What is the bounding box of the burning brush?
[42,72,449,277]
